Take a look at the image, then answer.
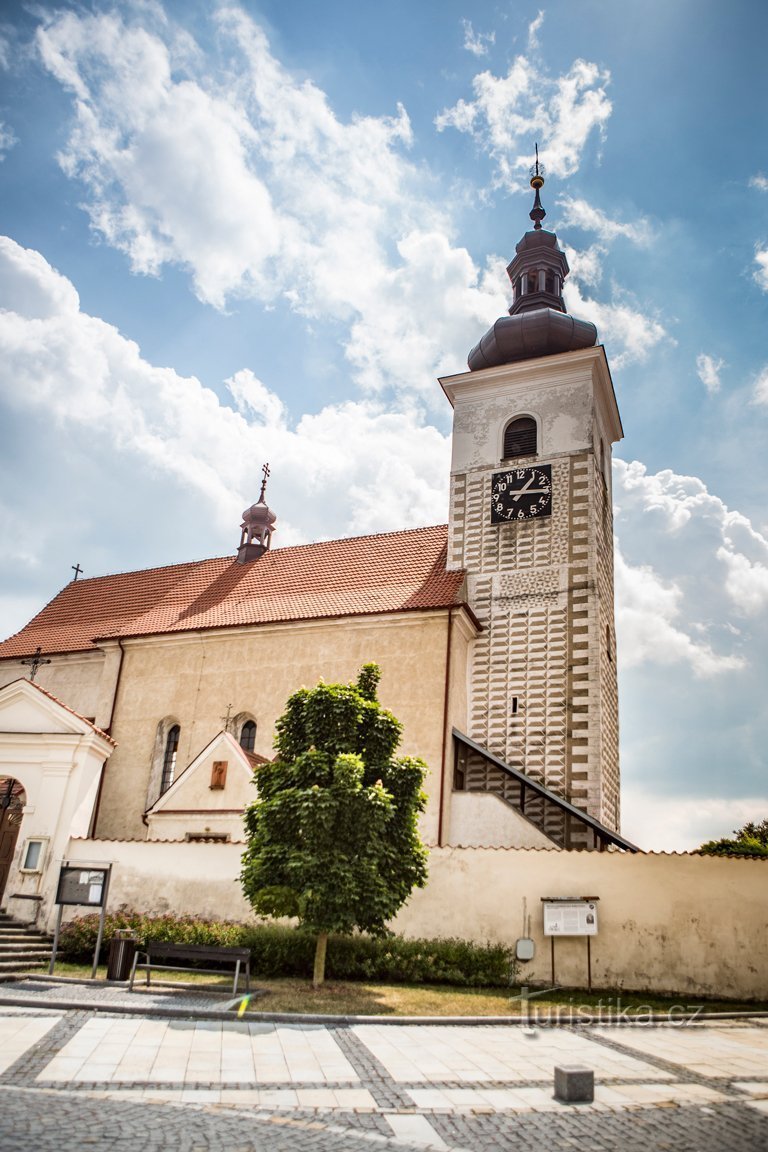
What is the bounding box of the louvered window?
[503,417,537,459]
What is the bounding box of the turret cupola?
[237,462,277,564]
[468,147,598,371]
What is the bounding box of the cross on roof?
[72,563,83,581]
[220,703,234,732]
[21,647,52,682]
[259,462,270,503]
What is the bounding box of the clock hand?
[511,475,536,502]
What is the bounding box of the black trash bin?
[106,930,137,981]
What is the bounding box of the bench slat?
[128,941,250,996]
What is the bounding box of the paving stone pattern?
[1,992,768,1151]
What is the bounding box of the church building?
[0,165,636,925]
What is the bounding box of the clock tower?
[440,159,623,836]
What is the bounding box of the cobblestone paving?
[1,994,768,1151]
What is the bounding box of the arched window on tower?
[160,725,180,794]
[239,720,257,752]
[503,417,538,460]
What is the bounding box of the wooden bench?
[128,941,251,996]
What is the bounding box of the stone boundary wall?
[62,839,768,1000]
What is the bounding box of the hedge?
[58,913,516,988]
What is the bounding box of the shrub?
[58,912,516,988]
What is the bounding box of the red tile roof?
[0,526,466,658]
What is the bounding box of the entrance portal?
[0,778,26,902]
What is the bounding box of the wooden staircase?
[0,909,53,980]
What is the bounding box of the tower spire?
[466,146,598,370]
[529,143,546,230]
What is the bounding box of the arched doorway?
[0,777,26,902]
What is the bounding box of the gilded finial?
[529,143,546,229]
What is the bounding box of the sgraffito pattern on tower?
[457,460,572,827]
[453,445,619,836]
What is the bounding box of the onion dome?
[468,147,597,371]
[236,463,277,564]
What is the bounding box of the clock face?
[490,465,552,523]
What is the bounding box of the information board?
[55,866,109,907]
[543,899,598,936]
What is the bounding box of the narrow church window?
[239,720,256,752]
[510,696,519,715]
[545,271,554,294]
[160,725,180,793]
[606,625,612,662]
[503,417,537,459]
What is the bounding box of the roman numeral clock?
[490,465,552,523]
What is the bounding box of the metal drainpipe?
[437,607,454,848]
[88,638,125,838]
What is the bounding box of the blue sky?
[1,0,767,850]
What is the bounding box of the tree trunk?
[313,931,328,988]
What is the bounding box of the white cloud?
[753,365,768,404]
[615,546,743,678]
[716,545,768,615]
[436,53,611,191]
[557,197,651,245]
[749,173,768,191]
[621,788,768,852]
[695,352,724,394]
[0,236,451,552]
[564,275,667,368]
[611,459,768,832]
[0,121,17,160]
[527,11,545,51]
[754,246,768,291]
[461,19,495,57]
[615,457,768,623]
[34,6,510,402]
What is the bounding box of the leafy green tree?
[697,819,768,858]
[240,664,428,985]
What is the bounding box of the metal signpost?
[49,862,112,978]
[542,897,600,990]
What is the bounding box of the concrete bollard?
[554,1064,594,1103]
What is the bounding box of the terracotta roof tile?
[0,525,465,658]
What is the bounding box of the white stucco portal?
[0,679,115,924]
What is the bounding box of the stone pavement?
[0,980,767,1150]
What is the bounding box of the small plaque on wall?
[210,761,228,790]
[542,899,598,936]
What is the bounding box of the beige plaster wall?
[0,650,108,725]
[394,848,768,999]
[97,609,462,842]
[61,838,253,927]
[60,838,768,1000]
[447,792,559,848]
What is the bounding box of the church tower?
[441,156,623,835]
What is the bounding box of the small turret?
[237,463,277,563]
